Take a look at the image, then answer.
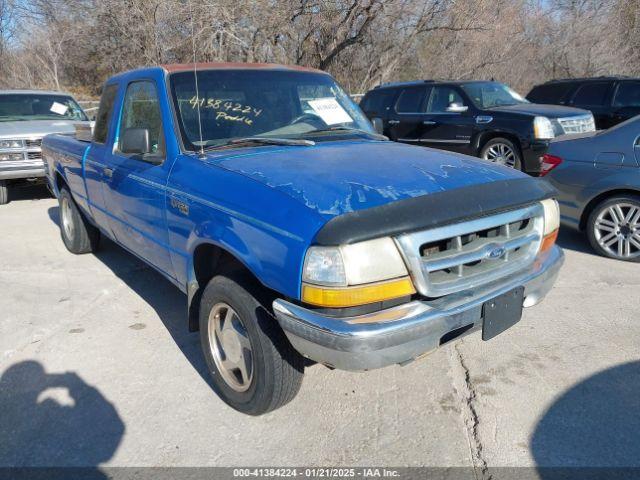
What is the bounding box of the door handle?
[422,120,437,125]
[103,167,113,178]
[388,120,400,125]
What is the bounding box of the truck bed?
[42,133,91,211]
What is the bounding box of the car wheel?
[587,195,640,262]
[0,180,9,205]
[199,272,305,415]
[58,187,101,254]
[481,138,522,170]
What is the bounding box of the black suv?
[360,80,594,174]
[527,77,640,130]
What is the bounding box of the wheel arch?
[580,188,640,231]
[474,131,523,159]
[54,169,68,194]
[187,241,277,332]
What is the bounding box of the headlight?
[533,116,555,140]
[0,152,24,162]
[0,139,23,149]
[302,246,346,286]
[540,198,560,252]
[301,237,415,307]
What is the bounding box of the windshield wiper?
[306,126,388,141]
[204,137,315,151]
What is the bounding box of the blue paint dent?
[207,140,520,218]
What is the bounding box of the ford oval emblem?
[488,246,506,259]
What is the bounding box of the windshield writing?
[170,70,374,150]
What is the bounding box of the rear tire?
[0,180,9,205]
[586,195,640,262]
[199,272,304,415]
[480,138,522,170]
[58,187,100,254]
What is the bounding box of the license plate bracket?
[482,286,525,341]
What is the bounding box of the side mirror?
[120,128,150,155]
[371,117,384,134]
[446,103,469,113]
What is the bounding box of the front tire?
[199,273,304,415]
[58,187,100,254]
[0,180,9,205]
[587,195,640,262]
[480,138,522,170]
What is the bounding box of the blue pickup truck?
[43,63,564,415]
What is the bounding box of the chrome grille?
[0,137,44,168]
[395,204,544,297]
[558,115,596,134]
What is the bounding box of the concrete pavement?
[0,186,638,473]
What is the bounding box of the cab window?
[118,81,165,160]
[426,87,465,113]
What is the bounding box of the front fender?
[166,155,327,305]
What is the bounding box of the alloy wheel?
[594,203,640,259]
[483,143,517,168]
[208,302,254,392]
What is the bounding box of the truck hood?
[206,140,523,218]
[0,119,86,138]
[488,103,589,118]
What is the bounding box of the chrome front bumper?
[273,245,564,371]
[0,165,45,180]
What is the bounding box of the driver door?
[101,79,176,279]
[421,86,475,154]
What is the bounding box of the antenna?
[189,0,206,159]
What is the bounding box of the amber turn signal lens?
[540,229,559,253]
[301,277,416,308]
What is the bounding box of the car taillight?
[540,154,562,177]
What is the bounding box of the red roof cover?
[161,62,324,74]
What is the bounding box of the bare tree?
[0,0,636,96]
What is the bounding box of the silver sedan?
[542,116,640,261]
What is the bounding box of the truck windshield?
[0,94,88,122]
[460,82,529,109]
[169,69,375,150]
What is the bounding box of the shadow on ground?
[532,360,640,472]
[47,206,212,389]
[4,183,51,203]
[555,228,593,255]
[0,360,124,475]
